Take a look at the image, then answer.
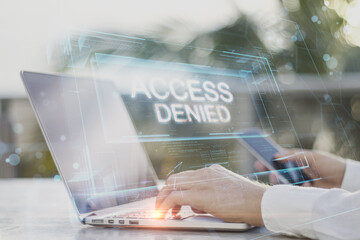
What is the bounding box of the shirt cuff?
[261,185,327,239]
[341,159,360,192]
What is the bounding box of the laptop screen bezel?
[20,71,161,220]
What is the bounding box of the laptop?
[21,71,252,231]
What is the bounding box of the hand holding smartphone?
[237,128,310,184]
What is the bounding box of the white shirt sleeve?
[261,159,360,239]
[341,159,360,192]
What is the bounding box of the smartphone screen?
[238,129,308,184]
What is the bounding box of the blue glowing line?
[251,77,267,85]
[74,33,144,46]
[272,152,305,161]
[253,170,321,185]
[264,57,280,94]
[122,134,170,138]
[112,134,270,143]
[94,53,242,78]
[209,132,244,135]
[166,161,184,177]
[174,161,183,169]
[219,53,256,62]
[175,62,211,69]
[166,169,174,177]
[246,76,266,130]
[188,162,229,169]
[290,178,322,185]
[221,51,267,60]
[257,59,277,95]
[252,167,310,175]
[204,162,228,167]
[81,29,146,40]
[251,72,274,133]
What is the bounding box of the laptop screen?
[22,72,159,214]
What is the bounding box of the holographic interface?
[40,17,348,214]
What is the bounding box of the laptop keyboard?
[115,210,158,219]
[110,209,195,220]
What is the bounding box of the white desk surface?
[0,179,296,240]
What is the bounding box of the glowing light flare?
[154,211,162,219]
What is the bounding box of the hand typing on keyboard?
[155,164,268,226]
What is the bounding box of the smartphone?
[237,128,310,184]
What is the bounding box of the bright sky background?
[0,0,283,98]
